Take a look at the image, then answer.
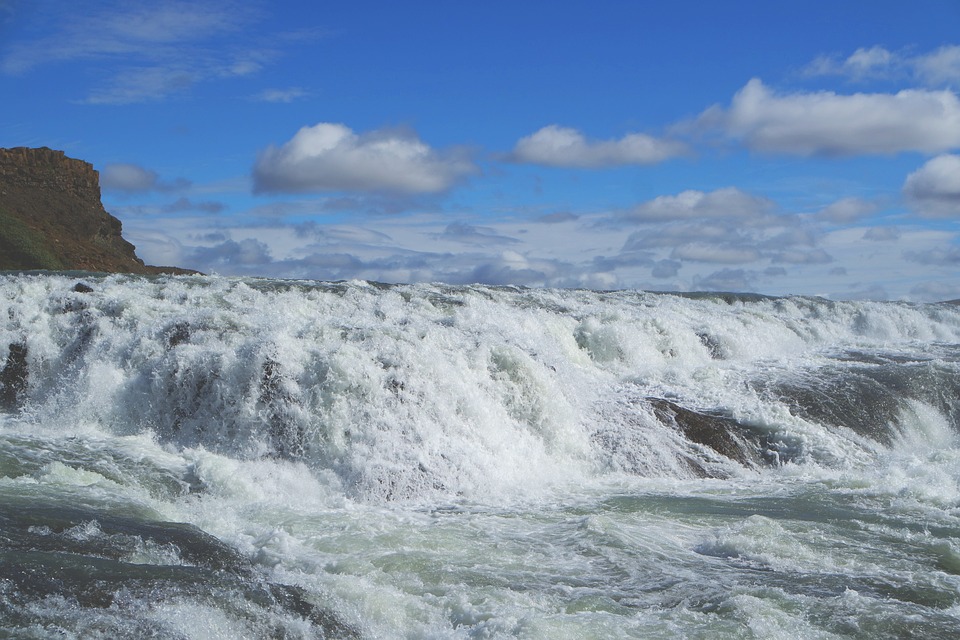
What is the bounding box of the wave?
[2,273,959,502]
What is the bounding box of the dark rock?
[648,398,781,470]
[766,362,960,446]
[0,342,28,410]
[72,282,94,293]
[166,321,191,348]
[260,357,306,460]
[0,496,360,638]
[696,332,726,359]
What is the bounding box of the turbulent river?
[2,273,960,639]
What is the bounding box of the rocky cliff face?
[0,147,191,274]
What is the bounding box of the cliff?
[0,147,193,274]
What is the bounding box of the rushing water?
[1,273,960,638]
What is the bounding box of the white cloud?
[0,1,294,103]
[770,248,833,264]
[862,226,901,241]
[100,163,190,193]
[253,123,477,194]
[698,78,960,156]
[651,259,681,279]
[120,201,952,300]
[253,87,308,103]
[904,244,960,265]
[622,187,776,223]
[692,268,757,292]
[6,1,257,73]
[622,223,744,251]
[511,125,686,168]
[101,164,160,192]
[805,45,960,87]
[844,46,897,77]
[85,66,198,105]
[670,244,761,264]
[903,154,960,218]
[910,281,960,302]
[914,45,960,86]
[816,197,880,224]
[438,222,521,246]
[805,46,897,81]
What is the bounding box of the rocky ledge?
[0,147,193,275]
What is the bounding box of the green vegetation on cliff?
[0,207,65,270]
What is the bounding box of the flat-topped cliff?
[0,147,191,274]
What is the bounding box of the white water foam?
[4,274,960,638]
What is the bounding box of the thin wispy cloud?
[620,187,776,223]
[437,222,522,247]
[100,163,191,193]
[670,244,762,264]
[863,227,900,241]
[815,197,881,224]
[806,45,960,86]
[252,87,309,103]
[904,245,960,266]
[0,0,291,103]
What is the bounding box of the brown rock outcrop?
[0,147,193,274]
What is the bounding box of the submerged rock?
[0,341,28,410]
[647,398,780,474]
[260,356,307,460]
[0,495,359,638]
[763,361,960,445]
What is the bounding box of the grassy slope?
[0,207,65,270]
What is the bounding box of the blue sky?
[2,0,959,300]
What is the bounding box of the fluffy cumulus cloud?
[511,125,686,168]
[697,78,960,156]
[903,154,960,218]
[253,123,477,194]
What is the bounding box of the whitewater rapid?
[2,273,960,638]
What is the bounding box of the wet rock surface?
[0,493,359,638]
